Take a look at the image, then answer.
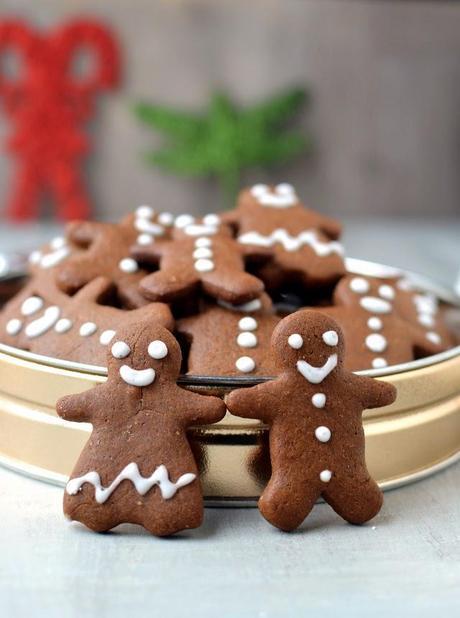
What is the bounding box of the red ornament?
[0,19,120,221]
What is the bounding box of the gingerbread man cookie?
[177,293,281,376]
[223,184,345,291]
[321,275,446,370]
[0,274,173,365]
[226,310,396,531]
[57,321,226,536]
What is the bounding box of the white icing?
[238,229,344,257]
[203,214,220,226]
[99,329,116,345]
[235,356,256,373]
[296,354,338,384]
[137,233,153,245]
[322,330,338,347]
[50,236,66,249]
[414,294,437,315]
[319,469,332,482]
[367,317,382,331]
[315,426,331,443]
[250,183,298,208]
[67,463,196,503]
[378,285,395,300]
[119,365,155,387]
[360,297,392,314]
[350,277,370,294]
[195,237,212,248]
[174,214,195,229]
[193,247,213,260]
[148,340,168,359]
[418,313,434,328]
[236,332,258,348]
[372,357,387,369]
[28,250,42,264]
[288,333,303,349]
[21,296,44,316]
[365,333,387,353]
[218,298,262,313]
[136,205,155,218]
[39,247,70,268]
[184,224,218,237]
[135,218,164,236]
[6,319,22,335]
[55,318,73,334]
[79,322,97,337]
[158,212,174,226]
[238,317,258,331]
[119,258,139,273]
[426,332,441,345]
[194,258,214,273]
[25,306,60,338]
[312,393,326,408]
[111,341,131,359]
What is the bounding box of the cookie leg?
[64,494,120,533]
[258,476,319,532]
[322,475,383,525]
[142,485,204,537]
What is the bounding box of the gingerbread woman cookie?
[57,321,226,536]
[223,184,345,291]
[177,293,281,376]
[320,275,446,370]
[0,274,173,365]
[226,310,396,531]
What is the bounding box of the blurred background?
[0,0,459,282]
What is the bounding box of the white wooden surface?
[0,220,459,616]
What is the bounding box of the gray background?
[1,0,460,221]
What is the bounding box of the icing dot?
[111,341,131,359]
[350,277,370,294]
[175,214,195,229]
[29,250,42,264]
[288,333,303,349]
[148,340,168,359]
[203,213,220,226]
[194,258,214,273]
[312,393,326,408]
[238,317,258,331]
[237,332,258,348]
[158,212,174,226]
[21,296,44,316]
[79,322,97,337]
[426,332,441,345]
[372,358,388,369]
[322,330,338,347]
[50,236,66,249]
[137,233,153,245]
[360,297,392,314]
[419,313,434,328]
[235,356,256,373]
[136,205,154,218]
[379,285,395,300]
[193,247,213,260]
[55,318,73,334]
[251,184,268,197]
[315,426,331,443]
[119,258,138,273]
[367,317,383,331]
[6,319,22,335]
[365,333,387,353]
[195,237,212,248]
[276,182,294,195]
[99,329,116,345]
[319,470,332,483]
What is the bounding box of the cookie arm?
[177,389,226,426]
[407,322,444,356]
[226,383,275,423]
[352,375,397,410]
[317,214,342,240]
[56,388,99,423]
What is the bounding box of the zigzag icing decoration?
[237,229,344,257]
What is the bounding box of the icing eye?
[288,333,303,349]
[136,205,154,218]
[148,340,168,359]
[111,341,131,359]
[203,213,220,226]
[158,212,174,226]
[378,285,395,301]
[276,183,294,195]
[349,277,370,294]
[250,184,268,197]
[174,214,195,229]
[322,330,339,346]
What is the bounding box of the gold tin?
[1,258,459,504]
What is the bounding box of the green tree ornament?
[134,87,311,203]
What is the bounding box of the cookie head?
[108,322,181,388]
[239,184,299,210]
[335,275,395,315]
[271,309,344,377]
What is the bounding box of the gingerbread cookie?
[224,184,345,291]
[177,293,281,376]
[226,309,396,531]
[320,274,447,370]
[27,234,81,274]
[0,274,173,365]
[57,321,226,536]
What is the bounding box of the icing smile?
[296,354,338,384]
[119,365,156,387]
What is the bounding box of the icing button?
[238,317,258,331]
[315,426,331,443]
[236,332,258,348]
[312,393,326,409]
[319,470,332,483]
[235,356,256,373]
[372,357,388,369]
